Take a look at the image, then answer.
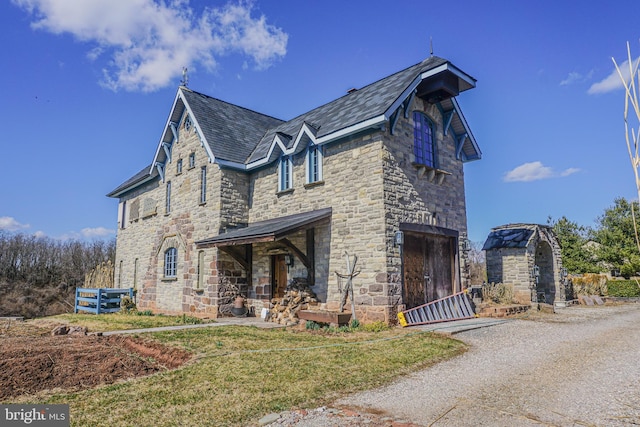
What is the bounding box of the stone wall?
[380,97,470,311]
[486,247,531,303]
[485,225,565,306]
[248,131,389,322]
[114,112,227,316]
[114,96,474,322]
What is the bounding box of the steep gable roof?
[109,55,480,197]
[106,164,158,198]
[181,89,284,164]
[245,55,479,166]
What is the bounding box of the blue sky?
[1,0,639,243]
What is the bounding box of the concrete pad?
[411,317,508,335]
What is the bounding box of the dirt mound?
[0,334,191,400]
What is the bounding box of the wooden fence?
[74,287,134,315]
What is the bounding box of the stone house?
[483,224,568,307]
[107,55,482,323]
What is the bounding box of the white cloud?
[13,0,288,92]
[560,72,582,86]
[560,167,581,177]
[560,70,594,86]
[0,217,30,231]
[81,227,115,238]
[504,161,580,182]
[588,57,640,94]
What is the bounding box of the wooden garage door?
[425,234,454,302]
[403,233,455,309]
[403,234,427,309]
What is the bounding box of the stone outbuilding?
[483,224,568,307]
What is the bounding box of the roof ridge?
[274,56,447,127]
[180,87,286,124]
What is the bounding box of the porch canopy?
[196,207,332,248]
[196,208,331,285]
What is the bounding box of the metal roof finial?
[181,67,189,87]
[430,36,434,56]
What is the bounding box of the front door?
[272,255,288,298]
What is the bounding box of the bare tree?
[467,241,486,285]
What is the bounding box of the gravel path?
[264,303,640,426]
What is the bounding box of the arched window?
[413,111,437,168]
[164,248,177,278]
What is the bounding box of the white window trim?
[164,247,177,278]
[166,181,172,214]
[200,166,207,204]
[305,144,323,184]
[278,156,293,191]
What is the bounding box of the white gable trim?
[315,114,386,145]
[150,88,216,177]
[243,122,319,170]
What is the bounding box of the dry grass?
[26,312,210,333]
[8,321,466,426]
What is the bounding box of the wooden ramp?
[398,290,476,327]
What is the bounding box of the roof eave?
[106,173,158,198]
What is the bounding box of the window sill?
[162,277,177,282]
[199,202,207,207]
[304,180,325,189]
[276,188,294,196]
[411,163,451,184]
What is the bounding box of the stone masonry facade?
[111,56,480,324]
[114,93,471,323]
[485,225,565,306]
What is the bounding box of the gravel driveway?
[265,303,640,426]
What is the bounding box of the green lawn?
[15,316,467,426]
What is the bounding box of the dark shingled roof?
[181,90,285,164]
[196,208,332,247]
[109,55,478,196]
[482,224,555,251]
[106,164,157,197]
[247,56,449,163]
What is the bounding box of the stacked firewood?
[268,278,318,325]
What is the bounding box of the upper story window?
[306,145,323,184]
[120,200,127,229]
[166,181,172,214]
[200,166,207,204]
[278,156,292,192]
[413,111,437,168]
[188,153,196,169]
[164,248,177,278]
[184,114,193,132]
[176,159,183,174]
